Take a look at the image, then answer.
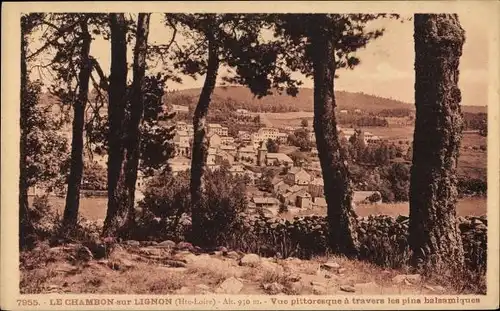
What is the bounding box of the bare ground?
[20,242,464,295]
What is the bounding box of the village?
[165,106,383,217]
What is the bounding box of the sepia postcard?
[1,1,499,310]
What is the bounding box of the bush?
[136,167,249,247]
[366,192,382,203]
[191,167,248,247]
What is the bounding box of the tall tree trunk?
[62,18,92,227]
[189,36,219,247]
[118,13,151,237]
[103,13,128,237]
[19,18,33,247]
[410,14,466,269]
[310,20,359,257]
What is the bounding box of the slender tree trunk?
[19,19,33,247]
[119,13,151,237]
[62,19,92,227]
[310,20,359,257]
[103,13,128,237]
[410,14,466,269]
[189,36,219,247]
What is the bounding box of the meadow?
[280,197,487,220]
[31,196,487,222]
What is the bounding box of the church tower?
[257,142,267,167]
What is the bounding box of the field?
[35,196,486,222]
[280,197,487,220]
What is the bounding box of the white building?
[285,167,312,186]
[208,123,228,137]
[220,136,235,146]
[238,131,251,142]
[172,104,189,114]
[266,153,294,167]
[236,108,249,116]
[258,127,280,141]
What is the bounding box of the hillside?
[166,86,487,114]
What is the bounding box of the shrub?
[192,167,248,247]
[136,166,248,247]
[366,192,382,203]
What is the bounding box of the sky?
[31,12,489,106]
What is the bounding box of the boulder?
[156,240,176,248]
[340,285,356,293]
[225,251,240,260]
[76,245,93,261]
[176,242,194,251]
[216,277,244,294]
[261,260,284,274]
[320,261,341,272]
[239,254,260,267]
[312,285,327,295]
[139,247,162,257]
[392,274,421,284]
[124,240,140,247]
[175,286,192,294]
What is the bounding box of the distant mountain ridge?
[168,86,487,114]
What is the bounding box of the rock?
[140,247,162,256]
[392,274,421,284]
[423,284,445,292]
[239,253,260,267]
[320,261,341,272]
[476,224,487,230]
[310,281,326,287]
[54,263,79,274]
[195,284,212,294]
[176,242,194,251]
[140,240,158,246]
[156,240,176,248]
[434,285,445,292]
[312,285,327,295]
[340,285,356,293]
[263,282,284,294]
[108,258,135,271]
[175,286,191,294]
[195,284,211,291]
[261,260,284,274]
[124,240,140,247]
[96,259,109,266]
[337,268,347,274]
[405,274,422,284]
[225,251,240,260]
[287,274,301,282]
[76,245,93,261]
[289,281,303,294]
[159,267,188,273]
[218,246,228,255]
[472,218,483,226]
[216,277,244,294]
[324,274,332,279]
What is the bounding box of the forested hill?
[164,86,487,114]
[38,86,487,114]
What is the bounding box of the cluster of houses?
[168,118,382,215]
[171,121,294,171]
[250,165,382,214]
